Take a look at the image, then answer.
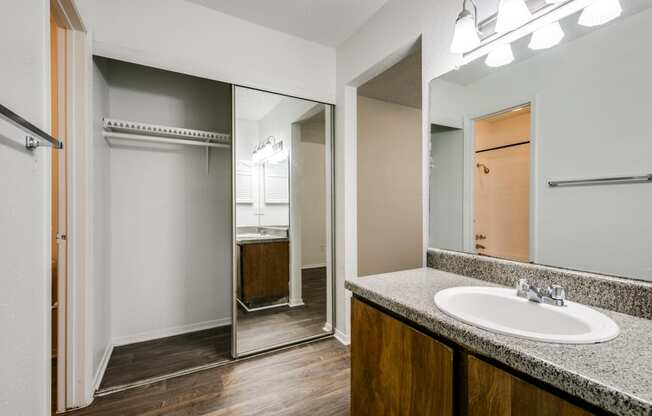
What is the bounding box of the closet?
[90,57,335,394]
[91,56,233,392]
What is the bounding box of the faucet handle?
[549,285,566,301]
[515,279,529,297]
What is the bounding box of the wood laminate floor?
[98,267,328,391]
[67,338,350,416]
[99,326,232,390]
[237,267,328,354]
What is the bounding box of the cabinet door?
[467,355,594,416]
[351,298,453,416]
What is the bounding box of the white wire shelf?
[102,118,231,147]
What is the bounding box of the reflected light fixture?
[529,21,565,49]
[578,0,622,27]
[485,43,514,67]
[450,0,481,54]
[495,0,533,33]
[252,136,284,163]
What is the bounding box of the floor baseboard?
[112,318,232,347]
[302,264,326,270]
[93,343,114,393]
[334,328,350,346]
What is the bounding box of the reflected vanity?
[233,86,334,356]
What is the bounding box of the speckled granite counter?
[345,268,652,416]
[236,236,289,245]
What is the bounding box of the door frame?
[51,0,93,410]
[463,98,538,263]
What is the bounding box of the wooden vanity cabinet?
[351,298,454,416]
[239,241,289,308]
[466,355,593,416]
[351,297,599,416]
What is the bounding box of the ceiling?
[187,0,390,47]
[358,51,422,109]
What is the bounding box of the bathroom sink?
[434,286,619,344]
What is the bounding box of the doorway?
[473,105,531,262]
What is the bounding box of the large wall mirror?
[233,86,334,356]
[429,0,652,281]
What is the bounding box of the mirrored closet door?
[232,86,334,356]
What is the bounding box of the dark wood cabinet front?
[467,355,593,416]
[239,241,289,308]
[351,297,454,416]
[351,296,601,416]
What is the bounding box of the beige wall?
[357,96,422,277]
[300,115,327,267]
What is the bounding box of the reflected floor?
[237,267,329,354]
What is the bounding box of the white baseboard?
[322,322,332,332]
[334,328,350,346]
[92,343,114,393]
[288,298,305,307]
[301,263,326,270]
[112,318,231,347]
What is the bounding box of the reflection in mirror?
[429,0,652,281]
[234,86,333,355]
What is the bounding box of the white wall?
[334,0,474,341]
[76,0,336,104]
[455,9,652,280]
[234,118,259,227]
[299,116,327,268]
[356,96,423,277]
[257,98,316,226]
[90,57,112,380]
[0,1,51,414]
[429,127,464,251]
[100,59,233,344]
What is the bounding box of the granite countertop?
[236,236,289,245]
[345,268,652,416]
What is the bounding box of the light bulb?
[450,11,481,54]
[578,0,622,27]
[528,21,565,50]
[495,0,533,33]
[485,43,514,67]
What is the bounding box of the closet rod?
[103,131,231,149]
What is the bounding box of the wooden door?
[351,298,453,416]
[474,143,530,262]
[467,355,593,416]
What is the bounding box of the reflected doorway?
[473,105,531,262]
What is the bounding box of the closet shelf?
[102,118,231,147]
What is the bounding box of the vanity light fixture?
[485,43,515,67]
[459,0,595,67]
[450,0,481,54]
[578,0,622,26]
[528,21,565,49]
[252,136,284,163]
[495,0,533,33]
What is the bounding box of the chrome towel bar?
[0,103,63,150]
[548,174,652,187]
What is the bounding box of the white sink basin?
[434,286,619,344]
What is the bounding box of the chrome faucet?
[516,279,566,307]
